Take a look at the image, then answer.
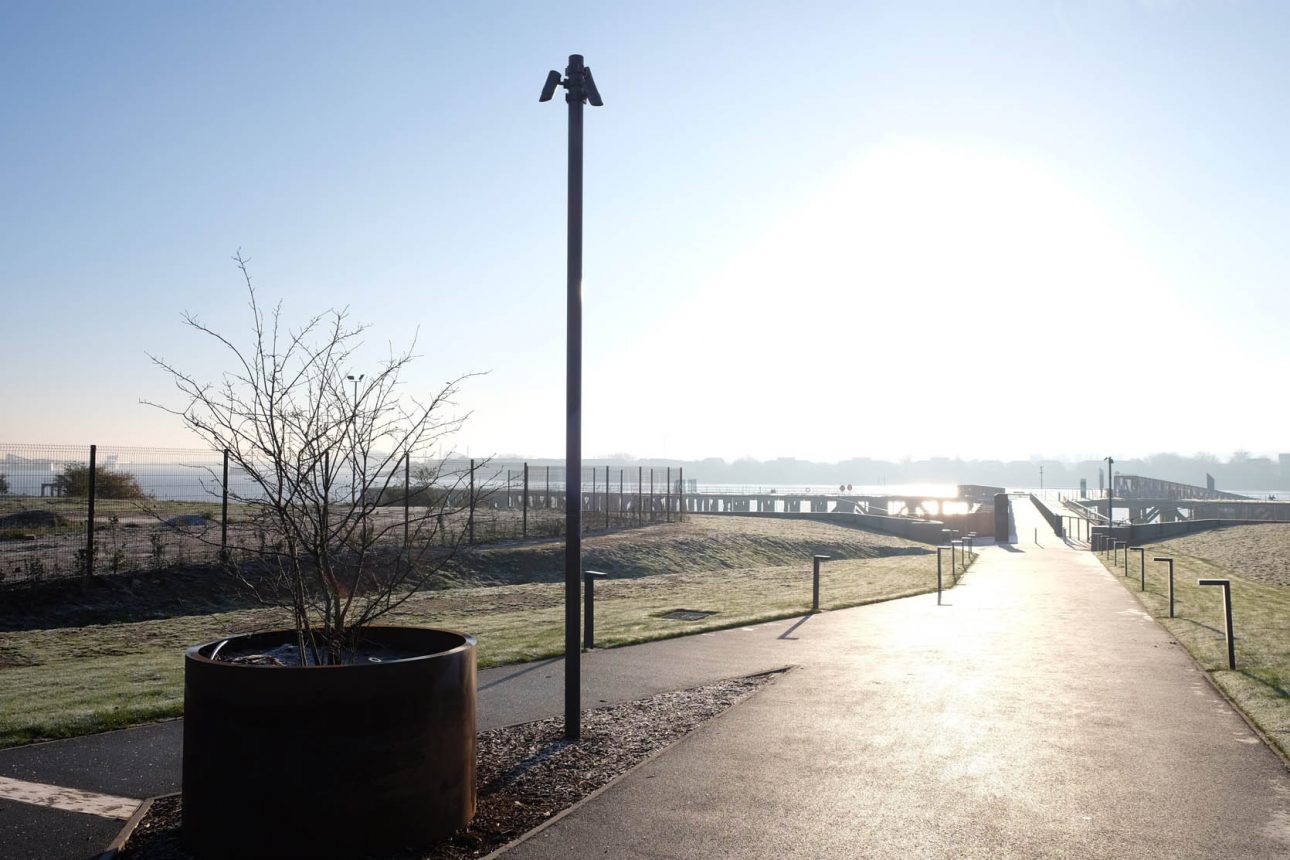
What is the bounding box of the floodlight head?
[539,70,561,102]
[583,66,603,106]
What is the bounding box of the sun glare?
[627,139,1198,459]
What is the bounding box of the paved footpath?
[504,499,1290,859]
[4,499,1290,858]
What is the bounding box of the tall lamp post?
[346,374,364,505]
[541,54,603,740]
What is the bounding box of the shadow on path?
[480,657,561,691]
[778,614,813,641]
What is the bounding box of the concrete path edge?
[98,794,161,860]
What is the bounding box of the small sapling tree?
[149,254,478,664]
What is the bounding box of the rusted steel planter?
[182,627,476,860]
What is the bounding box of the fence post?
[85,443,97,575]
[322,450,330,539]
[679,467,685,520]
[638,465,642,524]
[469,458,475,545]
[666,466,672,523]
[650,468,655,523]
[523,463,529,538]
[221,448,230,560]
[546,465,551,510]
[604,465,610,531]
[618,468,623,528]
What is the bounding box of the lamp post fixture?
[541,54,603,741]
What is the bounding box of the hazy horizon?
[5,2,1289,462]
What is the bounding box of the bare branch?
[147,257,479,664]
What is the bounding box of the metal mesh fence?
[0,443,690,587]
[439,461,692,542]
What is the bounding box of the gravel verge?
[118,669,784,859]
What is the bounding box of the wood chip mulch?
[119,670,783,859]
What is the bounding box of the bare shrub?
[149,253,480,664]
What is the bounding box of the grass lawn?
[1096,523,1290,758]
[0,515,969,747]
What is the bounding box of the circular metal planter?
[182,626,476,860]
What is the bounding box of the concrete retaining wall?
[1092,518,1282,544]
[1030,495,1064,536]
[718,509,994,545]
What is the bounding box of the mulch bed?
[119,670,783,859]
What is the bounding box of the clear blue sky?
[3,0,1287,462]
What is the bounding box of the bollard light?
[936,546,948,605]
[1154,557,1175,617]
[812,554,830,613]
[1130,546,1146,590]
[1197,578,1236,669]
[583,570,609,650]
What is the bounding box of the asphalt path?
[503,499,1290,859]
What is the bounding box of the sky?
[2,0,1288,464]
